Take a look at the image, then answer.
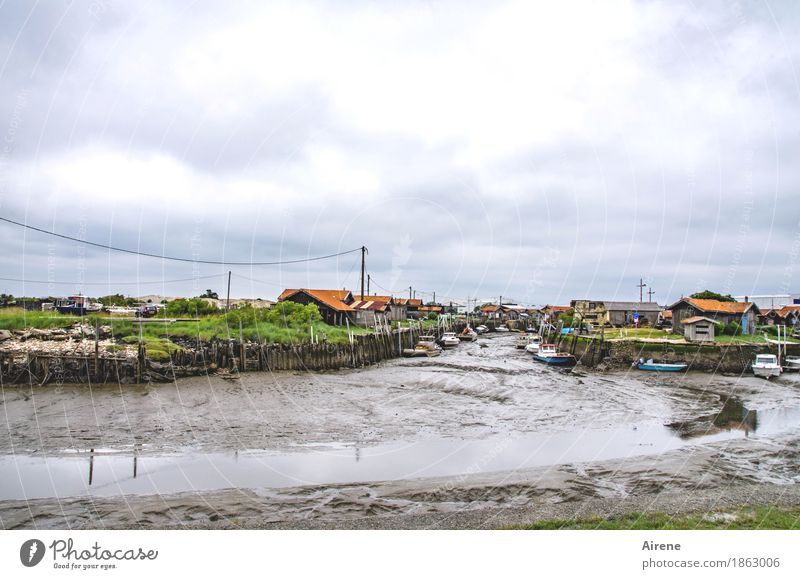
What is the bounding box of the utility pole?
[433,291,436,304]
[647,288,655,302]
[359,246,367,300]
[409,286,412,300]
[367,274,370,296]
[636,278,647,303]
[226,270,231,311]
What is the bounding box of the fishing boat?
[515,333,531,348]
[784,356,800,371]
[494,325,510,333]
[532,343,577,367]
[752,354,782,379]
[440,332,460,348]
[55,295,103,316]
[475,325,489,334]
[524,336,542,353]
[458,327,478,341]
[635,358,688,372]
[403,339,442,357]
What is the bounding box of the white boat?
[106,305,138,316]
[784,355,800,371]
[475,325,488,334]
[440,332,460,348]
[494,325,510,333]
[458,327,478,341]
[752,354,782,379]
[517,334,539,349]
[524,336,542,353]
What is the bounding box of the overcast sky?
[1,0,799,306]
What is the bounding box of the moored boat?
[524,336,542,353]
[532,343,577,367]
[752,354,782,379]
[635,358,688,372]
[440,332,460,348]
[784,355,800,371]
[55,295,103,316]
[403,339,443,357]
[516,333,539,349]
[458,327,478,341]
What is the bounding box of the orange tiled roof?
[685,298,753,314]
[351,299,389,311]
[356,294,393,303]
[278,289,354,312]
[777,305,800,317]
[395,298,422,307]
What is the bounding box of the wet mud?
[2,333,799,529]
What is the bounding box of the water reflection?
[2,402,798,502]
[668,396,769,439]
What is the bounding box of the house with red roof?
[667,298,760,334]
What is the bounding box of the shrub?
[165,298,219,317]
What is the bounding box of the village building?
[540,305,572,321]
[682,316,717,342]
[277,288,355,326]
[350,298,390,326]
[395,298,422,319]
[571,300,663,327]
[763,305,800,328]
[667,298,760,334]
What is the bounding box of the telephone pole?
[636,278,647,303]
[367,274,370,296]
[359,246,366,300]
[226,270,231,311]
[409,286,412,300]
[647,288,655,303]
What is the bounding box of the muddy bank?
[2,430,799,529]
[2,334,799,529]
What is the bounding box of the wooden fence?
[0,323,465,386]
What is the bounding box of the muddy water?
[2,404,799,501]
[2,334,800,524]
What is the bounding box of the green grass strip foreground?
[506,506,800,530]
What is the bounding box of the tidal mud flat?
[1,334,799,529]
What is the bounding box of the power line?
[0,274,223,286]
[0,216,363,266]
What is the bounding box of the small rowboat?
[635,359,688,372]
[458,327,478,341]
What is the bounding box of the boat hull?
[56,305,91,315]
[637,363,688,372]
[533,354,577,367]
[753,366,782,379]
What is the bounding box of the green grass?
[506,506,800,530]
[0,308,370,346]
[596,328,684,340]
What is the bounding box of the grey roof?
[599,301,663,312]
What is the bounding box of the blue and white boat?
[55,295,102,316]
[533,344,577,367]
[635,358,688,372]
